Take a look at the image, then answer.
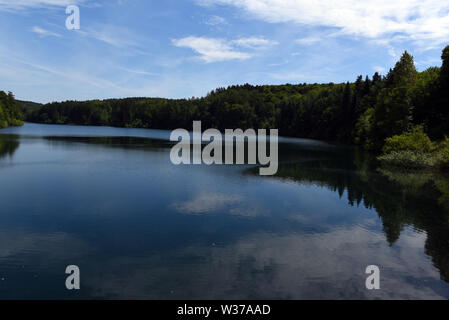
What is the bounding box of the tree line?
[22,45,449,151]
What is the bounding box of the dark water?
[1,123,449,299]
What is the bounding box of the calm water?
[1,123,449,299]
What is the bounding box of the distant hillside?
[17,100,43,112]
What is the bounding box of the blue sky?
[0,0,448,103]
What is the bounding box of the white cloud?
[232,36,277,48]
[172,36,276,62]
[82,26,139,48]
[117,66,159,76]
[205,15,227,26]
[172,193,243,214]
[83,226,445,299]
[269,71,307,81]
[30,26,61,37]
[198,0,449,46]
[296,36,321,45]
[75,25,147,53]
[11,57,123,89]
[0,0,81,10]
[172,36,252,62]
[171,192,268,217]
[373,66,386,73]
[388,47,399,58]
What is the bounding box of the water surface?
[1,123,449,299]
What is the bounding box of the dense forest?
[17,100,43,112]
[20,45,449,156]
[0,91,23,128]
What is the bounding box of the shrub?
[8,119,24,127]
[378,150,438,168]
[436,137,449,168]
[382,125,435,154]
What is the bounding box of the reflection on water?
[1,123,449,299]
[267,158,449,284]
[0,135,19,160]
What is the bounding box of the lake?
[1,123,449,299]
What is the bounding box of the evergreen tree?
[340,82,353,141]
[435,45,449,137]
[389,51,418,88]
[372,51,418,148]
[363,76,371,95]
[372,72,382,84]
[440,45,449,88]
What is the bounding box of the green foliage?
[435,138,449,167]
[0,137,20,159]
[413,46,449,139]
[27,83,359,143]
[388,51,418,88]
[17,100,43,112]
[370,52,419,149]
[378,150,438,168]
[441,45,449,86]
[0,91,24,129]
[377,168,435,189]
[435,179,449,212]
[379,127,449,169]
[354,107,375,149]
[382,126,434,154]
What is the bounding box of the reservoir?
[1,123,449,299]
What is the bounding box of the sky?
[0,0,448,103]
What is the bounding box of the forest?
[0,91,24,128]
[11,45,449,165]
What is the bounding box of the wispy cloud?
[373,66,386,73]
[172,36,252,62]
[172,193,243,214]
[73,24,150,56]
[30,26,61,37]
[117,66,159,76]
[172,36,276,62]
[388,47,399,58]
[10,57,122,89]
[205,15,227,26]
[198,0,449,47]
[296,36,321,46]
[232,37,277,48]
[80,25,140,48]
[269,71,307,81]
[0,0,82,11]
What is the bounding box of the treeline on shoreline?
[0,91,23,128]
[16,45,449,157]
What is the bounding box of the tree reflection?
[0,135,20,159]
[266,149,449,283]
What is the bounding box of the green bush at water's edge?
[378,126,449,169]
